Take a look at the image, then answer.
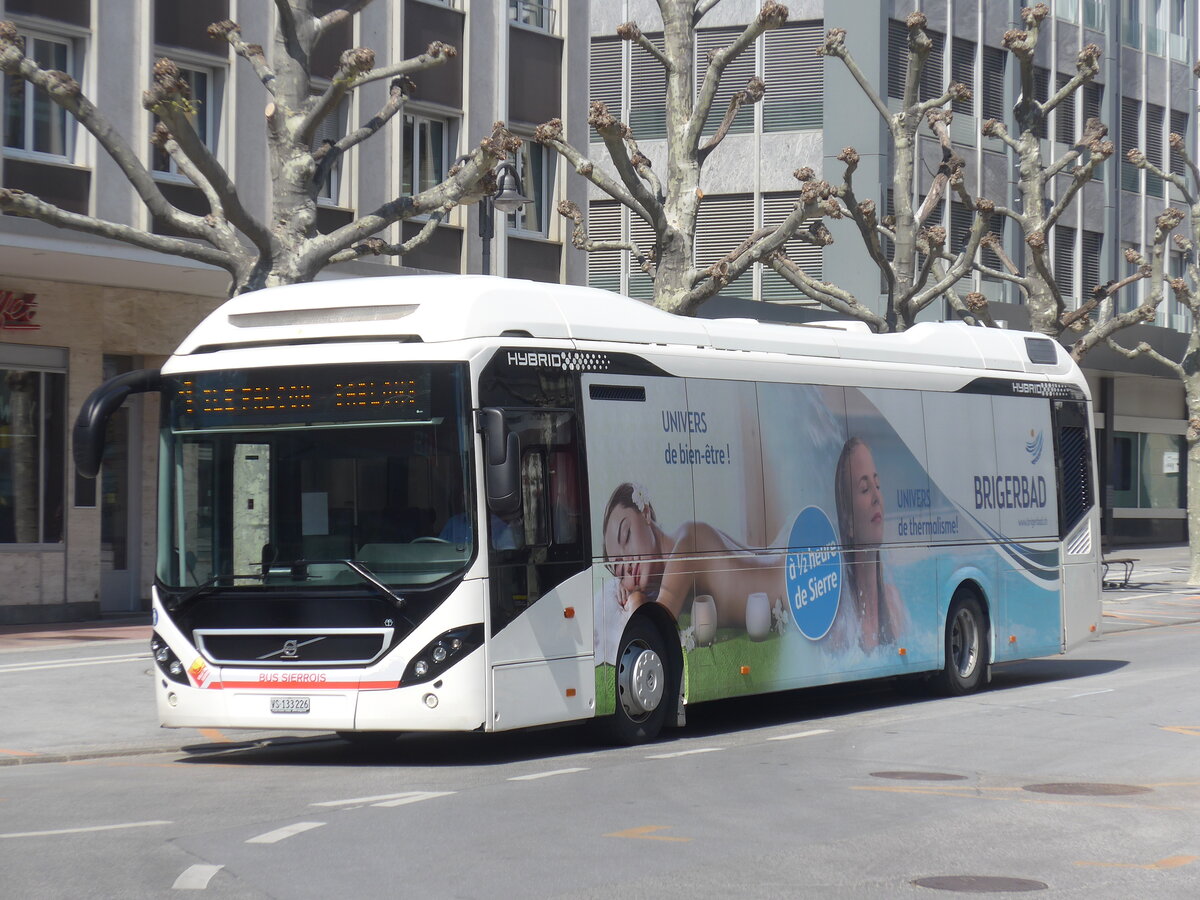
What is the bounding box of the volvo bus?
[75,276,1101,744]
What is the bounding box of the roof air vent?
[1024,337,1059,365]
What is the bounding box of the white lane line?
[245,822,325,844]
[1069,689,1114,699]
[508,767,589,781]
[173,865,224,890]
[767,728,833,742]
[0,653,148,674]
[646,748,723,759]
[312,790,456,808]
[1,820,171,839]
[371,791,456,808]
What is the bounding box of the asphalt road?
[1,576,1199,898]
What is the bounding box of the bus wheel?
[937,591,988,696]
[598,616,672,745]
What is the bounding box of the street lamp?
[461,157,529,275]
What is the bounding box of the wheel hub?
[618,641,664,718]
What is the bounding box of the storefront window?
[1110,430,1186,509]
[0,365,66,543]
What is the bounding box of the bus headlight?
[151,632,190,686]
[402,624,484,686]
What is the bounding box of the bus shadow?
[174,658,1130,767]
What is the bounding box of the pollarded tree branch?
[557,199,655,273]
[208,20,277,96]
[535,116,652,224]
[300,122,519,271]
[0,188,236,272]
[819,28,891,124]
[326,204,453,265]
[617,21,671,70]
[315,76,409,188]
[314,0,373,40]
[146,57,274,256]
[697,77,764,162]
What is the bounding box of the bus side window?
[520,449,548,547]
[549,449,579,545]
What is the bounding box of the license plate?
[270,696,310,714]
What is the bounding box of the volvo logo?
[257,636,326,661]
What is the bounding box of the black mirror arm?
[73,368,162,478]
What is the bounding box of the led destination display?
[165,364,439,429]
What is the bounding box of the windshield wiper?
[166,572,265,612]
[282,559,407,611]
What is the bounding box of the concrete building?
[587,0,1199,545]
[0,0,588,624]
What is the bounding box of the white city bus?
[75,275,1101,744]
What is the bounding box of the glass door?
[99,355,141,612]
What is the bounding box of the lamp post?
[473,159,529,276]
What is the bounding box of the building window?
[1170,109,1189,177]
[1032,66,1050,139]
[761,193,824,301]
[1169,0,1190,61]
[2,31,74,159]
[981,46,1007,123]
[763,23,823,131]
[585,201,623,293]
[1120,97,1141,193]
[1057,0,1081,22]
[508,0,554,33]
[311,96,349,205]
[888,20,945,103]
[1082,230,1104,306]
[694,194,755,299]
[1145,103,1165,197]
[1121,0,1142,48]
[1055,73,1076,144]
[695,27,756,137]
[950,38,975,117]
[0,360,66,545]
[401,114,447,196]
[1147,0,1168,55]
[151,64,218,175]
[507,141,553,236]
[589,37,622,143]
[628,32,667,141]
[1054,225,1077,303]
[1084,0,1108,30]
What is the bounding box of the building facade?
[588,0,1199,545]
[0,0,588,624]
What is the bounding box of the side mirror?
[477,408,520,516]
[73,368,162,478]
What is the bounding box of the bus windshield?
[156,362,474,591]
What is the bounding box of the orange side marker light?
[565,688,576,697]
[739,665,751,675]
[563,607,575,619]
[1009,635,1017,643]
[898,647,907,656]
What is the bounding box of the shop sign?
[0,290,38,331]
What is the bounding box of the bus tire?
[936,590,988,696]
[595,615,673,745]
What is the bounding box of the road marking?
[509,767,589,781]
[605,826,690,842]
[312,790,455,808]
[173,865,224,890]
[646,747,722,759]
[1,820,171,839]
[768,729,832,741]
[245,822,325,844]
[0,653,148,674]
[1068,689,1113,698]
[0,748,38,757]
[1162,725,1200,737]
[1076,855,1197,870]
[197,729,231,743]
[372,791,456,808]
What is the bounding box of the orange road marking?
[198,729,231,743]
[0,749,37,757]
[1162,726,1200,737]
[1075,855,1197,870]
[605,826,690,842]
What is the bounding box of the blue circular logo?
[786,506,843,640]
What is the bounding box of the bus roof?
[174,275,1076,379]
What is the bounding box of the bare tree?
[975,4,1115,342]
[0,2,516,297]
[534,0,840,316]
[770,12,993,331]
[1095,122,1200,581]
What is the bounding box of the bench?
[1101,556,1137,589]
